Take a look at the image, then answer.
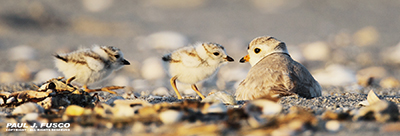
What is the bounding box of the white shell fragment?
[353,100,399,122]
[159,110,183,125]
[358,90,381,107]
[367,90,381,105]
[12,102,44,115]
[201,91,236,105]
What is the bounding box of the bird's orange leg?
[170,76,182,99]
[83,85,121,94]
[191,84,205,99]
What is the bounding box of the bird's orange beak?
[239,54,250,63]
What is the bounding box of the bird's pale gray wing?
[291,62,322,98]
[235,63,294,100]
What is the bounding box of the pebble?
[356,66,387,86]
[206,103,227,114]
[325,120,341,132]
[111,75,131,87]
[33,69,62,83]
[379,77,400,88]
[82,0,113,12]
[12,102,44,115]
[9,45,36,61]
[65,105,86,117]
[302,41,330,61]
[21,112,39,121]
[143,31,187,50]
[353,26,379,46]
[141,57,166,80]
[312,64,356,86]
[152,87,171,97]
[159,110,183,125]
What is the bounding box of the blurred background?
[1,0,400,95]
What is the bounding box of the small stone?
[12,102,44,115]
[312,64,356,86]
[9,45,36,61]
[380,77,400,88]
[65,105,85,117]
[141,57,166,80]
[159,110,183,125]
[206,103,227,114]
[353,26,379,46]
[302,41,330,61]
[142,31,187,50]
[22,113,39,121]
[325,120,341,132]
[82,0,113,12]
[33,69,61,83]
[152,87,170,96]
[356,67,387,86]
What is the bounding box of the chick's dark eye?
[213,52,220,56]
[114,55,120,58]
[254,48,261,54]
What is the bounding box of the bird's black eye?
[114,54,120,58]
[254,48,261,54]
[213,52,220,56]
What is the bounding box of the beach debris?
[201,91,236,105]
[12,102,44,115]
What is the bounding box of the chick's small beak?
[122,59,130,65]
[225,56,234,62]
[239,54,250,63]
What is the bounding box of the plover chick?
[54,45,130,94]
[235,36,321,100]
[162,42,234,99]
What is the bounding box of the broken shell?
[6,97,16,104]
[325,120,341,132]
[159,110,183,125]
[201,91,236,105]
[65,105,85,116]
[353,100,399,122]
[206,103,228,114]
[12,102,44,115]
[367,90,381,105]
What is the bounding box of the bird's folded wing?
[85,56,105,71]
[178,51,202,67]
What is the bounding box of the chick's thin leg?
[83,85,121,94]
[191,84,205,99]
[170,76,182,99]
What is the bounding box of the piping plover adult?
[162,42,234,99]
[235,36,321,100]
[54,45,130,94]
